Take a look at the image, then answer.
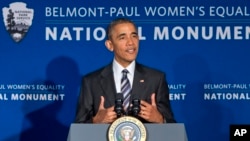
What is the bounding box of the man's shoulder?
[137,63,165,76]
[83,64,112,79]
[139,64,163,72]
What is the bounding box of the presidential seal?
[108,116,147,141]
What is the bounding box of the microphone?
[131,95,141,117]
[114,93,124,117]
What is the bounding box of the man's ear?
[105,40,113,52]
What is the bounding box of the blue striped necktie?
[121,69,131,111]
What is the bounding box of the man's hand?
[92,96,117,124]
[139,93,164,123]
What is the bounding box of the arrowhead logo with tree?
[2,2,34,42]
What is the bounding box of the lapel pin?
[140,80,144,83]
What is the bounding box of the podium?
[67,123,188,141]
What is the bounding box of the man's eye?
[133,35,138,38]
[132,34,138,38]
[119,37,125,40]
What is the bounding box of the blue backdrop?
[0,0,250,141]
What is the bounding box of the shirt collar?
[113,59,135,76]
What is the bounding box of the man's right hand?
[92,96,117,123]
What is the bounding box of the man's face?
[106,23,139,67]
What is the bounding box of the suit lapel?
[131,63,146,100]
[100,64,116,106]
[99,63,147,105]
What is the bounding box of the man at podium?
[74,18,176,124]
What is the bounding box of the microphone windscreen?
[132,94,140,101]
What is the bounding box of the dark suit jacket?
[75,63,176,123]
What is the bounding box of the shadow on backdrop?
[172,54,230,141]
[4,56,81,141]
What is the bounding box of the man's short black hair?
[106,18,137,40]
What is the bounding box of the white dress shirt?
[112,59,135,93]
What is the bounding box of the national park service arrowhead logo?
[2,2,34,42]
